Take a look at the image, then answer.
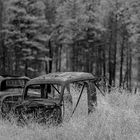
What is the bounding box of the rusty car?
[0,72,98,125]
[0,76,30,116]
[0,75,30,96]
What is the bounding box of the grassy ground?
[1,90,140,140]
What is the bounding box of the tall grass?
[1,90,140,140]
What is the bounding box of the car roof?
[0,74,20,77]
[0,76,30,83]
[26,72,96,86]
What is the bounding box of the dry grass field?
[0,90,140,140]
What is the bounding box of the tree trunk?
[119,34,125,87]
[0,0,5,74]
[1,39,5,74]
[112,2,118,86]
[108,30,113,89]
[58,45,62,72]
[24,61,28,76]
[112,35,117,86]
[102,45,106,78]
[48,40,53,73]
[126,46,129,89]
[72,43,75,71]
[66,44,73,71]
[128,46,132,92]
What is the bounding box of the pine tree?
[55,0,104,72]
[4,0,48,76]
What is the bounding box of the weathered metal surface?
[26,72,96,86]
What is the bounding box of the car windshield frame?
[23,83,64,103]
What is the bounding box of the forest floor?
[0,90,140,140]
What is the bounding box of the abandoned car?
[0,75,30,94]
[0,76,30,116]
[0,72,97,124]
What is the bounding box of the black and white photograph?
[0,0,140,139]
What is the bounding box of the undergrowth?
[0,90,140,140]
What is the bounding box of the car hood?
[21,98,61,107]
[0,91,21,98]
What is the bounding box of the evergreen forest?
[0,0,140,91]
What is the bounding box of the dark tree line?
[0,0,140,91]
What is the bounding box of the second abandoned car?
[0,75,30,117]
[0,72,97,124]
[0,75,30,93]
